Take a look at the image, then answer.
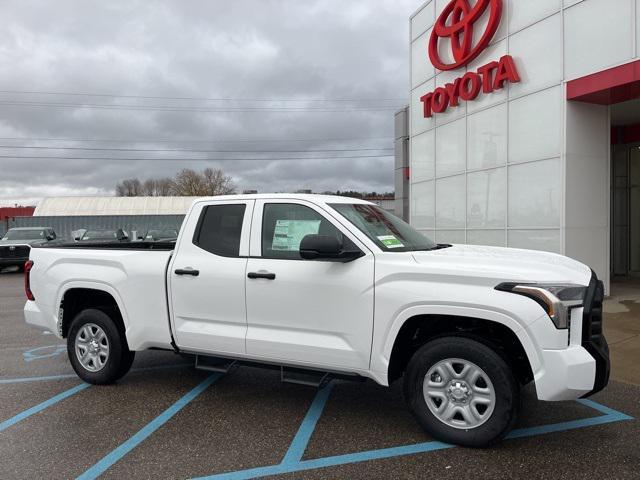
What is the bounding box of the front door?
[245,199,375,371]
[169,199,254,354]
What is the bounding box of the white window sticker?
[377,235,404,249]
[272,220,321,251]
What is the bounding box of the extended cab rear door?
[169,199,254,354]
[244,199,375,371]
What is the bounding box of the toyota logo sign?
[418,0,520,118]
[429,0,503,71]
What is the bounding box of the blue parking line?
[0,383,90,432]
[281,383,334,465]
[0,362,193,385]
[192,393,634,480]
[76,373,221,480]
[577,398,634,418]
[0,373,78,384]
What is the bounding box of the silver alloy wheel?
[75,323,110,372]
[423,358,496,430]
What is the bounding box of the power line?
[0,145,392,154]
[0,89,406,103]
[0,135,394,145]
[0,100,401,113]
[0,154,393,162]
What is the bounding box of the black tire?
[67,308,135,384]
[404,336,519,448]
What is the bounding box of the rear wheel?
[67,309,135,384]
[404,336,519,447]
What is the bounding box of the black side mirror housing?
[299,234,363,263]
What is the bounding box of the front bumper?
[580,271,610,397]
[534,271,610,401]
[0,257,28,267]
[535,346,597,401]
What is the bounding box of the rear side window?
[193,204,246,257]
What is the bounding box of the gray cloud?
[0,0,418,205]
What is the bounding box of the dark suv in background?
[0,227,56,271]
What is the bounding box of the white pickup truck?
[24,194,609,447]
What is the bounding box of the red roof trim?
[567,60,640,105]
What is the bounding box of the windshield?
[145,229,178,240]
[81,230,117,241]
[330,203,438,252]
[3,229,46,240]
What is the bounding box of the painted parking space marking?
[281,382,334,465]
[0,383,90,433]
[0,362,192,384]
[22,344,66,362]
[191,383,634,480]
[76,373,222,480]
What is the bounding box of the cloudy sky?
[0,0,419,206]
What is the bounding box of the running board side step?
[280,366,331,388]
[195,355,238,373]
[190,353,365,387]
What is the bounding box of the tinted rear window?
[194,204,246,257]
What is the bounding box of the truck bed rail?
[32,241,176,251]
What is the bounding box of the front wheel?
[67,309,135,384]
[404,336,519,447]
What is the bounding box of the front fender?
[371,304,544,386]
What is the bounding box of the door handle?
[175,268,200,276]
[247,272,276,280]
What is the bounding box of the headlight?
[495,283,586,329]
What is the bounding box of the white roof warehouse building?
[34,197,199,216]
[395,0,640,293]
[10,197,197,240]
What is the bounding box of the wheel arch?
[383,306,539,386]
[57,282,129,340]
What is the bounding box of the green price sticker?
[378,235,404,249]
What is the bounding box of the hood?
[0,239,47,247]
[411,244,592,286]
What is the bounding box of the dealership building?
[395,0,640,292]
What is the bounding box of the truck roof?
[190,193,375,205]
[8,227,53,231]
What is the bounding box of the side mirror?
[299,234,363,263]
[74,236,81,242]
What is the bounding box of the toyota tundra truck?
[23,194,610,447]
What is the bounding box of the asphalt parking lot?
[1,270,639,479]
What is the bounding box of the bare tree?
[142,179,156,196]
[155,177,174,196]
[171,169,204,196]
[116,178,143,196]
[116,169,234,197]
[202,168,235,195]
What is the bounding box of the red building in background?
[0,206,35,232]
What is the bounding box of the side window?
[261,203,353,260]
[193,204,246,257]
